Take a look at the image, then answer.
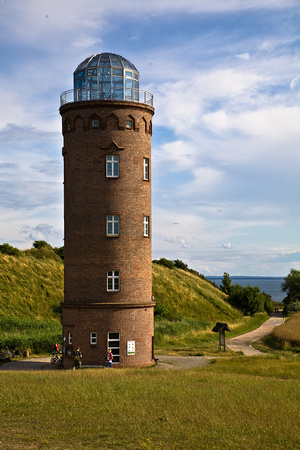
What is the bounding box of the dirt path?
[226,311,284,356]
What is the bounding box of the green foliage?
[152,257,174,269]
[33,240,51,249]
[281,269,300,315]
[24,241,61,261]
[286,301,300,314]
[0,243,22,256]
[173,259,188,270]
[220,272,232,295]
[54,245,64,260]
[223,273,275,315]
[0,316,62,353]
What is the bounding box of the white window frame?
[143,157,149,180]
[90,332,97,345]
[144,216,150,237]
[106,155,119,178]
[68,332,72,345]
[107,270,120,291]
[107,215,119,236]
[108,332,120,364]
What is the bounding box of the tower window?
[106,155,119,177]
[144,216,150,237]
[92,120,99,127]
[143,157,149,180]
[108,332,120,364]
[107,271,120,291]
[68,332,72,345]
[107,215,119,236]
[90,332,97,345]
[126,119,133,129]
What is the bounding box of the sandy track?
[226,312,284,356]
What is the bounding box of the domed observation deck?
[60,53,153,106]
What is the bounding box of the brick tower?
[59,53,155,368]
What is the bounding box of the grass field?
[0,356,299,449]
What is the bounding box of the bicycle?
[0,346,22,360]
[50,352,63,366]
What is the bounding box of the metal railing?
[60,88,153,107]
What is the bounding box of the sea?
[206,276,285,303]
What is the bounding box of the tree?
[281,269,300,315]
[24,241,60,261]
[224,273,273,316]
[220,272,232,295]
[33,240,52,250]
[54,246,64,260]
[173,259,188,270]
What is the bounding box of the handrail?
[60,88,153,107]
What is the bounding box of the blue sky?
[0,0,299,276]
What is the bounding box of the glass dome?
[73,53,139,102]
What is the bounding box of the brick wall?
[60,100,155,367]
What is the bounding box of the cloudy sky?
[0,0,299,276]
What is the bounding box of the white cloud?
[221,243,232,249]
[236,53,250,60]
[0,0,299,274]
[290,75,300,90]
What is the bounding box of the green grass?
[0,357,299,449]
[0,317,62,354]
[252,313,300,355]
[152,263,242,322]
[0,253,63,319]
[154,313,269,356]
[271,312,300,349]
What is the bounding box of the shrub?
[0,243,22,256]
[152,258,174,269]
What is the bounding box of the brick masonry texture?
[60,100,155,367]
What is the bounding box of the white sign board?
[127,340,135,355]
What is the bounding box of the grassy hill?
[0,253,254,354]
[0,253,241,323]
[0,253,63,320]
[152,263,242,322]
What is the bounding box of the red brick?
[60,100,155,367]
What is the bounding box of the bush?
[152,258,174,269]
[0,243,22,256]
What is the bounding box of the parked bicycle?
[50,352,63,366]
[0,346,22,360]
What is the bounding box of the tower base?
[62,303,155,368]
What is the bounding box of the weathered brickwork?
[60,100,155,367]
